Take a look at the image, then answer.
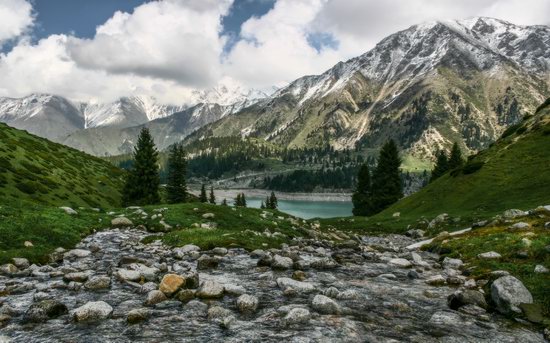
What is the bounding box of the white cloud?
[0,0,549,104]
[0,0,34,46]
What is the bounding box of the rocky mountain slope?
[187,17,550,160]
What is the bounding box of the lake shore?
[189,188,352,202]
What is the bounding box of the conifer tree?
[265,196,271,209]
[200,184,208,203]
[241,193,247,207]
[260,201,265,209]
[234,193,242,207]
[209,186,216,204]
[123,127,160,205]
[369,140,403,214]
[166,144,187,204]
[269,191,278,209]
[221,198,228,206]
[430,150,449,182]
[448,142,464,170]
[352,163,372,216]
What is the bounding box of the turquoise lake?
[247,197,353,219]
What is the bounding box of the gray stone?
[84,276,111,290]
[0,264,18,275]
[283,307,310,325]
[534,265,549,273]
[442,257,463,269]
[72,301,113,322]
[116,269,141,282]
[146,290,167,305]
[447,290,487,310]
[64,249,91,259]
[111,217,133,227]
[197,255,220,270]
[23,300,68,323]
[502,209,528,219]
[63,271,90,283]
[509,222,530,230]
[276,277,315,293]
[311,294,340,314]
[389,258,412,268]
[202,213,215,219]
[11,258,29,269]
[196,280,224,298]
[59,206,77,215]
[127,308,149,324]
[272,255,293,269]
[477,251,501,259]
[236,294,259,313]
[491,276,533,314]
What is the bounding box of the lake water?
[247,197,353,219]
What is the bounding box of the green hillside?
[0,123,124,208]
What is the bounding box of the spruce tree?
[166,145,187,204]
[123,127,160,205]
[234,194,242,207]
[269,191,278,209]
[448,142,464,170]
[369,140,403,214]
[430,150,449,182]
[200,184,208,203]
[209,186,216,204]
[260,201,265,209]
[221,198,228,206]
[241,193,247,207]
[352,163,372,216]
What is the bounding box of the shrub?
[462,161,484,175]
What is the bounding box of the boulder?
[146,290,167,306]
[491,275,533,314]
[283,308,310,325]
[72,301,113,322]
[509,222,530,230]
[63,271,90,283]
[63,249,91,259]
[447,290,487,310]
[211,247,228,256]
[127,308,149,324]
[11,258,29,269]
[276,277,315,293]
[236,294,259,314]
[23,300,68,323]
[173,244,200,259]
[425,275,446,286]
[442,257,463,270]
[159,274,186,296]
[389,258,412,268]
[176,289,196,303]
[116,269,141,282]
[477,251,501,259]
[84,276,111,290]
[0,264,18,275]
[271,255,293,269]
[197,255,220,270]
[502,209,527,219]
[111,217,133,227]
[312,294,340,314]
[534,265,549,273]
[196,280,224,299]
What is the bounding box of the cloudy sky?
[1,0,549,104]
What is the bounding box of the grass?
[0,202,310,264]
[425,216,550,323]
[0,123,124,208]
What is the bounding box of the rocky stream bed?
[0,226,546,342]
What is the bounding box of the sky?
[0,0,549,105]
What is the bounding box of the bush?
[15,181,37,194]
[461,161,484,175]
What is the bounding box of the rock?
[11,258,29,269]
[63,271,90,283]
[490,270,510,277]
[312,294,340,314]
[322,287,340,298]
[183,271,200,289]
[72,301,113,322]
[442,257,463,269]
[207,306,233,320]
[310,257,338,269]
[447,290,487,310]
[477,251,501,259]
[0,264,18,275]
[173,244,201,258]
[211,247,228,256]
[276,277,315,293]
[283,308,310,325]
[389,258,412,268]
[236,294,259,314]
[197,255,220,270]
[64,249,91,259]
[509,222,530,230]
[425,275,446,286]
[292,270,306,281]
[491,276,533,314]
[159,274,186,296]
[176,289,196,303]
[392,212,400,218]
[271,255,293,269]
[146,290,167,305]
[405,229,425,239]
[502,209,527,219]
[23,300,68,323]
[84,276,111,290]
[24,241,34,248]
[428,213,448,229]
[116,269,141,282]
[202,213,215,219]
[59,206,77,215]
[224,284,246,296]
[336,289,361,300]
[534,265,549,273]
[111,217,133,227]
[196,280,224,298]
[127,308,149,324]
[407,270,420,279]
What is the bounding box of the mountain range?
[1,17,549,160]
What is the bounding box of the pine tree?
[241,193,247,207]
[200,184,207,203]
[209,186,216,204]
[221,198,228,206]
[269,191,278,209]
[352,163,372,216]
[123,127,160,205]
[234,193,242,207]
[265,196,271,209]
[369,140,403,215]
[260,201,265,209]
[448,142,464,170]
[166,145,187,204]
[430,150,449,182]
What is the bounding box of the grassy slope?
[0,123,124,208]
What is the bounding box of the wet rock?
[407,270,420,279]
[211,247,228,256]
[283,307,310,326]
[276,277,315,293]
[111,217,133,227]
[447,290,487,310]
[312,294,340,314]
[129,263,159,281]
[176,289,196,303]
[183,271,200,289]
[196,280,224,299]
[257,254,273,267]
[236,294,259,314]
[197,255,220,270]
[250,249,266,258]
[146,290,167,306]
[322,287,340,298]
[63,249,91,259]
[72,301,113,322]
[310,257,338,269]
[11,258,29,270]
[389,258,412,268]
[272,255,293,270]
[127,308,149,324]
[425,275,446,286]
[159,274,185,296]
[173,244,200,259]
[116,269,141,282]
[183,300,208,317]
[491,275,533,314]
[0,264,18,275]
[224,284,246,296]
[292,270,306,281]
[83,276,111,290]
[23,300,68,323]
[63,271,90,283]
[477,251,501,259]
